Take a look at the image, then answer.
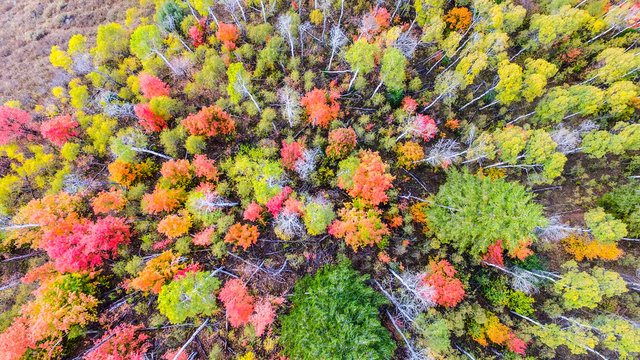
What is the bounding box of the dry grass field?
[0,0,136,106]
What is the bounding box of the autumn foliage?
[135,102,167,132]
[92,189,127,214]
[182,105,235,137]
[329,207,390,251]
[326,127,357,160]
[142,186,186,214]
[422,259,465,307]
[280,139,305,171]
[225,223,259,250]
[138,73,170,99]
[216,22,240,50]
[443,7,472,32]
[129,250,183,294]
[40,114,78,146]
[562,234,622,261]
[0,105,36,144]
[158,211,191,239]
[219,278,255,327]
[108,159,155,186]
[301,88,340,128]
[340,150,394,207]
[42,216,131,272]
[86,324,151,360]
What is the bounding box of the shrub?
[92,189,127,214]
[280,139,305,171]
[129,250,184,294]
[422,259,465,307]
[86,324,150,360]
[142,186,186,214]
[0,105,36,145]
[182,105,235,137]
[562,234,622,261]
[216,22,240,50]
[138,72,170,99]
[337,150,394,207]
[280,260,395,360]
[42,216,131,273]
[218,278,254,327]
[301,88,340,128]
[326,127,357,160]
[157,211,191,239]
[329,206,389,252]
[40,114,78,146]
[303,201,336,235]
[135,102,167,132]
[396,141,424,169]
[158,270,221,324]
[225,223,259,250]
[160,159,194,186]
[108,159,155,186]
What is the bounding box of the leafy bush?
[158,270,221,324]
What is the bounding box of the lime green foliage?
[483,279,535,316]
[70,85,89,110]
[533,322,599,356]
[592,316,640,360]
[584,207,627,244]
[380,48,407,92]
[495,60,523,105]
[589,48,640,84]
[92,23,130,64]
[60,142,81,161]
[185,135,206,154]
[528,6,592,49]
[86,115,118,156]
[280,260,396,360]
[160,125,187,158]
[416,317,451,354]
[303,201,336,235]
[149,96,181,121]
[522,58,557,102]
[255,36,284,78]
[599,181,640,237]
[158,271,221,324]
[426,170,547,257]
[130,25,163,60]
[582,122,640,159]
[606,81,639,118]
[111,128,149,162]
[186,190,224,226]
[227,62,250,104]
[415,0,445,41]
[554,262,627,310]
[344,38,380,75]
[223,147,284,205]
[194,50,226,91]
[192,0,214,17]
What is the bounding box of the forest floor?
[0,0,136,106]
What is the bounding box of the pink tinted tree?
[40,114,78,146]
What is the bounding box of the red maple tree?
[40,114,78,146]
[219,278,255,327]
[182,105,235,137]
[301,88,340,128]
[422,259,465,307]
[138,73,170,99]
